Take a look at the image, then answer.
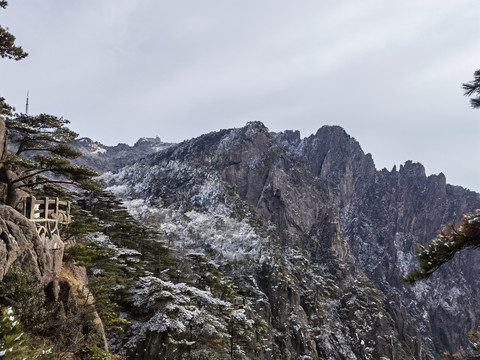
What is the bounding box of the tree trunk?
[0,116,27,208]
[0,116,7,163]
[0,115,9,204]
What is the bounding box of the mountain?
[95,121,480,359]
[289,126,480,355]
[71,136,172,174]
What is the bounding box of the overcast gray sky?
[1,1,479,191]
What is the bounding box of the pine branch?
[404,211,480,284]
[10,167,70,184]
[462,69,480,109]
[16,179,76,188]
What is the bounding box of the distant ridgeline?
[70,136,173,174]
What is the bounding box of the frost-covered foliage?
[97,148,286,358]
[98,159,269,358]
[87,232,141,261]
[124,276,258,359]
[0,306,54,359]
[101,160,267,266]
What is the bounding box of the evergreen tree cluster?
[64,190,179,335]
[0,306,54,359]
[3,113,100,205]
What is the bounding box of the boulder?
[0,204,63,285]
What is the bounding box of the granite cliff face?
[278,125,480,355]
[0,204,63,284]
[101,122,462,359]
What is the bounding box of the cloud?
[1,0,479,190]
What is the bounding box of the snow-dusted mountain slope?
[99,121,462,359]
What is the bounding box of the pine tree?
[404,71,480,283]
[403,210,480,283]
[0,306,54,359]
[462,69,480,109]
[1,113,100,206]
[0,1,28,60]
[0,4,98,206]
[404,70,480,359]
[0,97,14,116]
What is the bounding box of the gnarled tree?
[1,113,100,206]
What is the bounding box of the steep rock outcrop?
[92,121,480,358]
[103,122,429,359]
[59,260,109,351]
[292,126,480,355]
[0,205,108,355]
[0,204,63,284]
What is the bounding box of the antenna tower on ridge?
[25,91,29,115]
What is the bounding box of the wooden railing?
[22,196,71,224]
[21,196,71,237]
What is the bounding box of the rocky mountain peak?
[133,136,164,149]
[399,160,427,177]
[307,125,374,171]
[99,122,437,358]
[80,121,480,358]
[314,124,350,138]
[289,125,376,206]
[245,120,269,132]
[273,129,301,148]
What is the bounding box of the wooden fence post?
[29,196,36,220]
[22,198,26,217]
[44,197,49,220]
[67,201,71,222]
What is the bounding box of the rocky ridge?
[100,121,449,359]
[281,125,480,355]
